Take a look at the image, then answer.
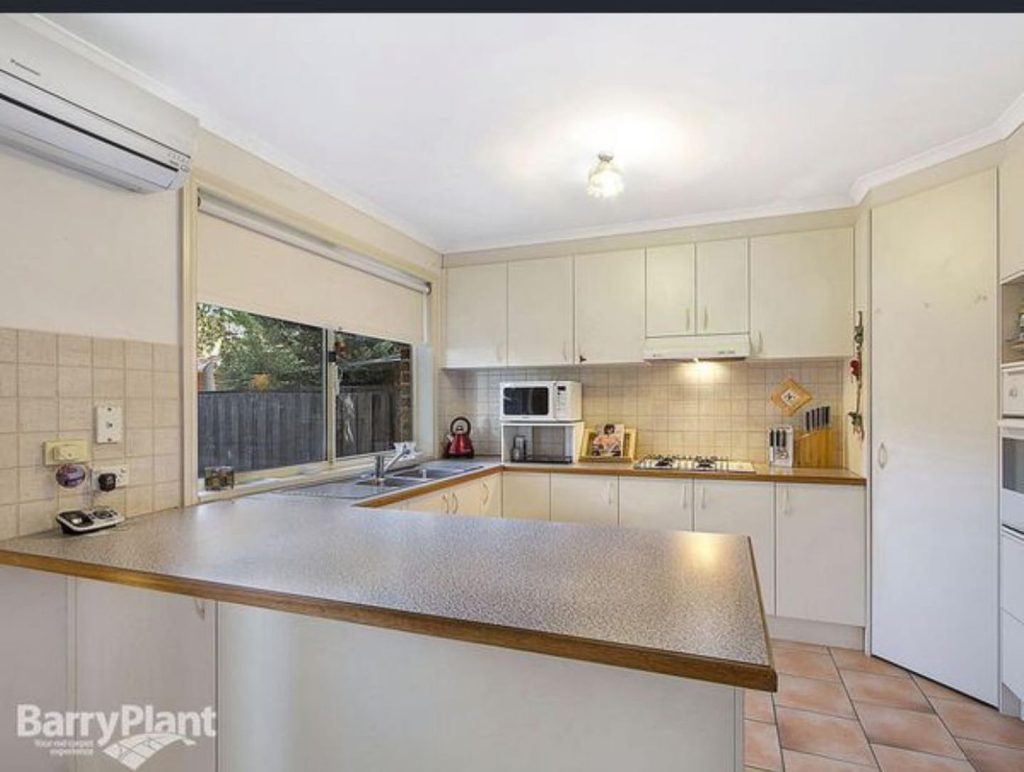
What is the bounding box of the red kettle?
[444,416,475,459]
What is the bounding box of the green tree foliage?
[198,304,322,392]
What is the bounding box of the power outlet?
[93,465,129,491]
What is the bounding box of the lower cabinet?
[618,477,693,531]
[775,484,866,626]
[448,479,483,516]
[550,474,619,526]
[502,472,551,520]
[693,480,776,615]
[403,488,451,514]
[480,474,502,518]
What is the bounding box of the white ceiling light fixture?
[587,153,624,198]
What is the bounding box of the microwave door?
[503,387,550,419]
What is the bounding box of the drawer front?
[1003,529,1024,623]
[1002,610,1024,699]
[1005,370,1024,417]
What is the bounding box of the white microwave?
[500,381,582,422]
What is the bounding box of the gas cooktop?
[633,455,756,474]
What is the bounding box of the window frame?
[183,180,435,506]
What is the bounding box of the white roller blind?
[196,195,428,344]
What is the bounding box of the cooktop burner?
[633,455,756,473]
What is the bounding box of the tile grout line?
[830,645,882,770]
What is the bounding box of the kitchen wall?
[0,326,182,538]
[439,359,846,464]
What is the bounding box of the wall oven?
[1000,420,1024,534]
[500,381,582,422]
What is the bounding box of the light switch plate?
[95,405,123,444]
[43,440,90,466]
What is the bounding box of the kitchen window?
[335,332,414,457]
[196,304,328,482]
[196,305,418,489]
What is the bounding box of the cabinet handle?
[481,481,490,508]
[442,493,451,514]
[703,306,709,330]
[781,486,791,515]
[606,482,614,506]
[579,352,587,364]
[562,341,569,363]
[1011,387,1019,399]
[496,344,504,363]
[700,485,707,509]
[681,484,688,509]
[452,491,460,514]
[756,331,763,354]
[685,307,691,332]
[194,599,207,620]
[878,442,888,470]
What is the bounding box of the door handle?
[878,443,888,469]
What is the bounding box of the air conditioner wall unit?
[0,17,197,192]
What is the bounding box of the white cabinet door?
[646,244,696,337]
[508,256,574,366]
[693,480,775,614]
[575,249,645,364]
[749,228,853,359]
[619,477,693,531]
[448,479,483,517]
[872,171,998,703]
[1001,132,1024,280]
[480,474,502,518]
[776,484,866,627]
[502,472,550,520]
[444,263,507,368]
[404,489,451,514]
[75,579,216,772]
[696,239,748,335]
[550,474,619,526]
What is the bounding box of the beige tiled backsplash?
[438,359,846,464]
[0,327,182,539]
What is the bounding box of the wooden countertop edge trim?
[504,465,865,485]
[0,549,777,692]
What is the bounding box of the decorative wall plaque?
[770,377,812,417]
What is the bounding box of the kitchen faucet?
[372,445,413,483]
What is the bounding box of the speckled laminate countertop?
[0,489,776,691]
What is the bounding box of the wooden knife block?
[795,428,837,468]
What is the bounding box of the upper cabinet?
[508,256,574,366]
[646,240,748,338]
[749,228,854,359]
[646,244,696,336]
[444,263,508,368]
[696,239,749,335]
[575,249,646,364]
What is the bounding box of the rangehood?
[643,334,750,362]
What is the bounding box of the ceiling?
[46,13,1024,253]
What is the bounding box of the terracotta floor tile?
[854,702,964,759]
[841,671,932,713]
[872,744,974,771]
[773,638,830,655]
[745,718,783,771]
[746,688,775,723]
[775,673,856,718]
[776,706,876,766]
[782,749,877,770]
[931,697,1024,751]
[957,738,1024,771]
[831,648,910,679]
[775,648,841,681]
[912,674,978,705]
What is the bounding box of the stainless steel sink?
[389,466,462,479]
[355,477,419,489]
